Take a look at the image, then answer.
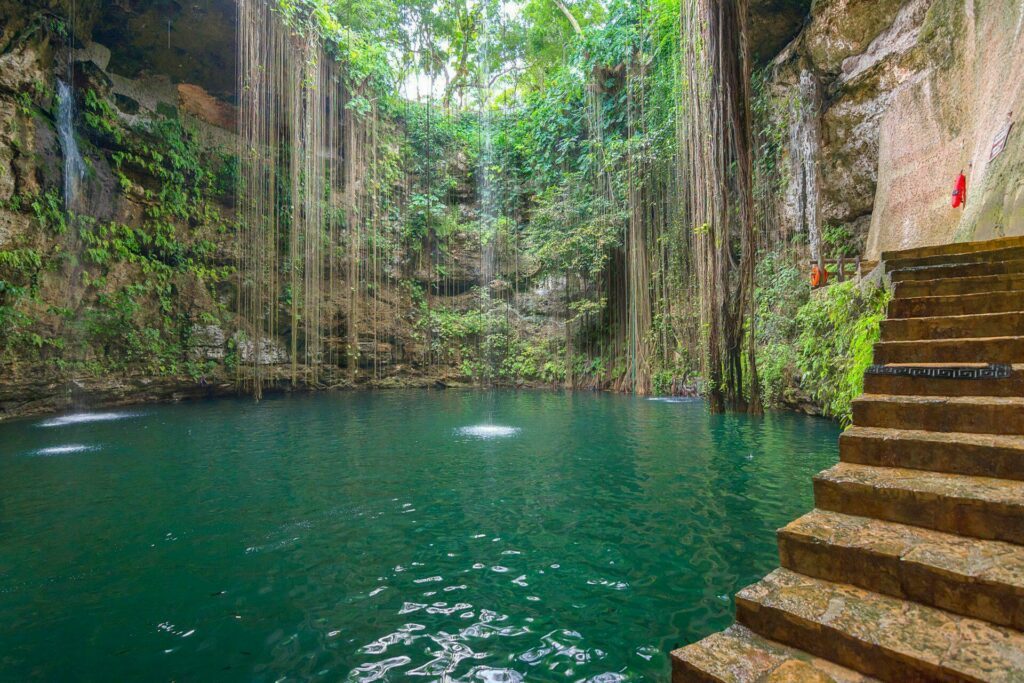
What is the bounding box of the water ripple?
[0,390,840,681]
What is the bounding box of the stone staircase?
[671,236,1024,682]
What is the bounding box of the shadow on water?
[0,390,839,681]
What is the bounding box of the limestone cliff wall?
[768,0,1024,259]
[869,0,1024,254]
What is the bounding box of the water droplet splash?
[32,444,99,456]
[456,425,520,439]
[38,411,142,428]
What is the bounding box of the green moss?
[916,0,965,72]
[156,102,178,120]
[794,279,891,425]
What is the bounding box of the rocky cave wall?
[0,0,567,420]
[2,0,1022,417]
[767,0,1024,259]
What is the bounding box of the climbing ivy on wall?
[0,81,236,379]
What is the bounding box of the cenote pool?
[0,390,839,681]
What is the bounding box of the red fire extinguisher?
[951,170,967,208]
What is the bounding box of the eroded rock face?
[769,0,1024,258]
[868,0,1024,254]
[177,83,236,130]
[92,0,238,101]
[748,0,811,64]
[804,0,907,76]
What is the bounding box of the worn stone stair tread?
[888,290,1024,318]
[881,311,1024,342]
[735,567,1024,682]
[852,393,1024,435]
[873,335,1024,364]
[778,509,1024,630]
[814,462,1024,544]
[895,272,1024,298]
[670,624,878,683]
[885,245,1024,272]
[841,426,1024,480]
[891,259,1024,283]
[856,393,1024,405]
[882,236,1024,263]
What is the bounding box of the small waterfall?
[786,69,823,264]
[475,0,504,382]
[476,0,498,290]
[56,79,85,212]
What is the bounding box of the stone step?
[841,425,1024,480]
[873,336,1024,364]
[735,567,1024,682]
[880,311,1024,342]
[813,463,1024,545]
[882,235,1024,263]
[670,624,878,683]
[895,272,1024,299]
[888,290,1024,318]
[863,364,1024,397]
[778,509,1024,631]
[890,258,1024,283]
[852,394,1024,435]
[886,245,1024,273]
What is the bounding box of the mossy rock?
[805,0,906,75]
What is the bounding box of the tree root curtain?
[231,0,765,407]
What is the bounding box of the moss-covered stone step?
[890,258,1024,284]
[881,312,1024,342]
[670,624,878,683]
[862,364,1024,397]
[895,273,1024,299]
[777,509,1024,630]
[840,426,1024,480]
[885,245,1024,273]
[735,567,1024,682]
[888,290,1024,318]
[882,235,1024,264]
[873,336,1024,364]
[852,394,1024,434]
[813,463,1024,544]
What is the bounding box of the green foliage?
[0,246,46,361]
[754,252,809,406]
[527,175,624,279]
[795,280,891,426]
[1,86,234,377]
[83,89,124,145]
[751,69,791,205]
[419,301,566,385]
[822,223,859,258]
[0,190,70,235]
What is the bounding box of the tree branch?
[552,0,583,37]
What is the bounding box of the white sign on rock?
[990,117,1014,161]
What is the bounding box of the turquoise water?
[0,390,839,681]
